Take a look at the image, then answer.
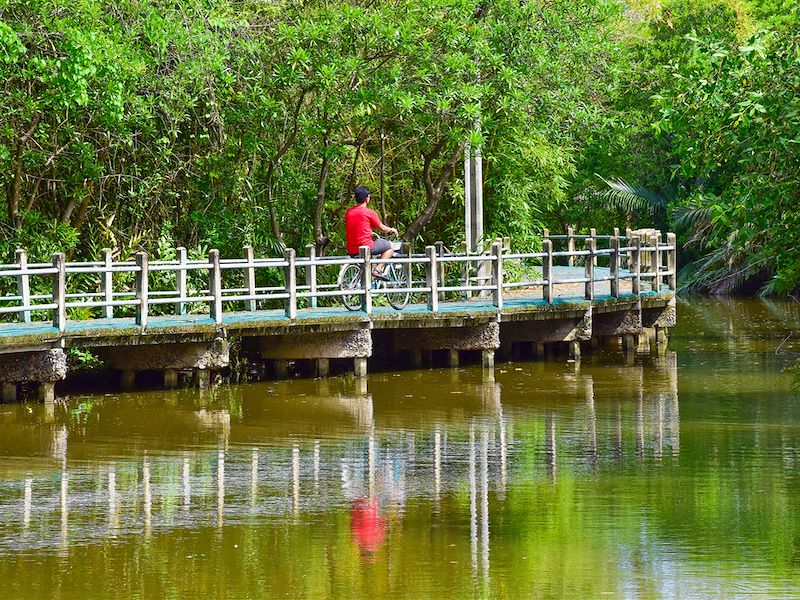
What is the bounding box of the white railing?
[0,229,677,333]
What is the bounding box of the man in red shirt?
[345,186,398,279]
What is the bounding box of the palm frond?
[595,175,668,219]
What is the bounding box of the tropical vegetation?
[0,0,798,298]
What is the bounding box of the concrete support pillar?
[656,327,669,345]
[448,349,460,368]
[622,334,636,353]
[534,342,546,359]
[591,337,601,350]
[121,370,136,390]
[354,357,368,379]
[355,378,368,396]
[38,382,55,403]
[569,341,581,360]
[164,369,178,389]
[408,349,422,369]
[421,350,433,369]
[2,382,16,402]
[316,358,330,378]
[272,360,289,380]
[482,349,495,370]
[196,368,211,389]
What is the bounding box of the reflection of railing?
[0,228,676,332]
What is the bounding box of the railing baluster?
[491,241,503,310]
[651,233,661,292]
[460,241,471,299]
[15,249,30,323]
[610,235,620,298]
[284,248,297,319]
[102,248,114,319]
[567,226,575,267]
[175,246,187,316]
[543,239,553,304]
[135,252,148,331]
[209,249,222,325]
[305,244,317,309]
[402,242,412,299]
[435,241,446,301]
[243,245,256,311]
[590,228,598,267]
[631,236,641,296]
[667,233,677,291]
[52,253,66,334]
[359,246,372,315]
[426,245,438,313]
[585,238,595,301]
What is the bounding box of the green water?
[1,298,800,599]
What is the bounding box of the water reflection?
[0,357,684,562]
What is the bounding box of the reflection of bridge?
[0,356,678,559]
[0,230,676,400]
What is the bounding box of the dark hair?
[354,186,370,204]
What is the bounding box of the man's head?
[354,186,370,205]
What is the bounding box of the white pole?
[464,143,472,253]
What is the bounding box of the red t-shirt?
[345,204,383,255]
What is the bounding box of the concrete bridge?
[0,229,676,401]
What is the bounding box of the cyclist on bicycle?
[345,186,398,280]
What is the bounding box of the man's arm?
[369,210,398,236]
[378,222,398,236]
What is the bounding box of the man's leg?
[372,239,394,277]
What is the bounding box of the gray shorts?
[371,238,392,255]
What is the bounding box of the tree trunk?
[403,140,465,242]
[313,135,331,255]
[265,162,284,244]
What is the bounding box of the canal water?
[1,298,799,599]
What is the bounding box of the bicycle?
[338,244,410,311]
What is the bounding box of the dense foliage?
[0,0,798,297]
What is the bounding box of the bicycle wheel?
[386,263,411,310]
[339,264,363,311]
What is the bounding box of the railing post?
[610,235,620,298]
[175,246,187,316]
[543,228,549,238]
[243,245,256,311]
[15,249,30,323]
[102,248,114,319]
[585,238,595,301]
[651,232,661,292]
[284,248,297,319]
[491,241,503,310]
[135,252,148,331]
[460,241,471,299]
[631,236,641,296]
[435,241,446,301]
[359,246,372,314]
[566,227,576,267]
[425,245,438,313]
[209,249,222,325]
[401,242,412,296]
[305,244,317,309]
[52,253,66,334]
[590,228,598,267]
[667,232,677,291]
[542,239,553,304]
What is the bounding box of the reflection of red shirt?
[345,204,383,255]
[350,497,386,555]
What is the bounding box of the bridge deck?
[0,287,671,349]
